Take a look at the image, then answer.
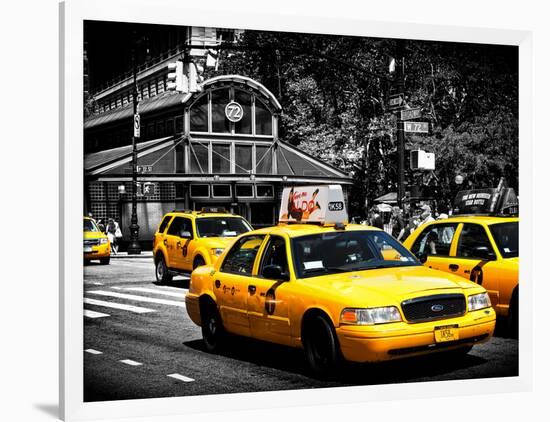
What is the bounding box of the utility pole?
[396,41,406,209]
[127,41,142,255]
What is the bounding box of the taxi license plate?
[84,246,92,253]
[434,324,459,343]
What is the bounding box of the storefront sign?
[225,101,243,122]
[453,188,519,215]
[279,185,348,224]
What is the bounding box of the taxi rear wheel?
[303,314,341,377]
[201,301,225,353]
[193,256,206,270]
[155,256,173,283]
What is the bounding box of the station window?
[212,184,232,198]
[212,143,231,173]
[190,184,210,198]
[255,145,272,174]
[234,90,252,135]
[235,184,254,198]
[211,89,231,133]
[255,99,272,135]
[190,142,209,173]
[190,94,208,132]
[256,184,274,198]
[235,144,252,174]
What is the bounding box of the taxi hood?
[200,237,236,249]
[299,266,478,307]
[84,231,107,240]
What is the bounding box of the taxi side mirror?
[179,230,192,239]
[417,252,428,263]
[262,264,290,281]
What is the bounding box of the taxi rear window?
[157,215,172,234]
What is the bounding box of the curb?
[110,253,153,259]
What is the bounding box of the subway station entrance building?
[85,75,352,245]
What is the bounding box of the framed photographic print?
[60,0,532,420]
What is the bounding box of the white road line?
[83,298,155,314]
[84,349,103,355]
[167,373,195,383]
[84,309,110,319]
[113,286,187,298]
[120,359,143,366]
[87,290,186,308]
[156,284,190,291]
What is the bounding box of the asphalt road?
[83,257,519,402]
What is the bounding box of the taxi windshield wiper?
[302,266,349,275]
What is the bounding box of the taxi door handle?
[248,285,256,295]
[176,241,181,248]
[449,264,459,272]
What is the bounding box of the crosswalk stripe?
[85,349,103,355]
[84,309,110,318]
[156,284,189,291]
[84,297,155,313]
[87,290,186,307]
[167,373,195,382]
[114,286,187,298]
[120,359,143,366]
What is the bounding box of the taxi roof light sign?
[279,185,348,225]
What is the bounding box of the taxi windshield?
[292,230,420,278]
[489,222,518,258]
[196,217,252,238]
[83,219,100,232]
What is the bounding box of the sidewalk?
[110,251,153,259]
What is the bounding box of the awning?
[374,192,397,204]
[85,136,176,175]
[84,91,186,130]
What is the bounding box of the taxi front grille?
[84,239,100,247]
[401,294,466,323]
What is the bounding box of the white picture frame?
[60,1,533,421]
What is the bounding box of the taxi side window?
[260,236,289,276]
[457,224,494,259]
[166,217,193,236]
[411,224,458,257]
[221,235,265,276]
[157,216,172,234]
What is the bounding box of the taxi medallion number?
[434,324,459,343]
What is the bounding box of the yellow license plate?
[434,324,459,343]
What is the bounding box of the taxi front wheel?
[155,256,173,283]
[303,314,341,377]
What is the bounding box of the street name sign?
[388,93,404,109]
[137,165,153,173]
[400,108,422,121]
[404,121,430,133]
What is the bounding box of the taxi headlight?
[210,248,225,256]
[468,292,491,311]
[99,238,109,245]
[340,307,402,325]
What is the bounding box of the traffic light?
[188,62,201,93]
[166,60,188,93]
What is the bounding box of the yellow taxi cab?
[402,188,519,335]
[153,207,253,283]
[185,186,496,375]
[83,216,110,265]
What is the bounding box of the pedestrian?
[391,206,406,240]
[106,218,122,254]
[369,206,384,230]
[417,204,435,228]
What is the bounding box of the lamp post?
[127,42,141,255]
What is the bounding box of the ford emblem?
[431,304,444,312]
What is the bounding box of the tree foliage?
[212,31,518,217]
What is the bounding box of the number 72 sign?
[225,101,244,122]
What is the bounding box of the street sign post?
[388,93,404,110]
[400,107,422,121]
[404,121,430,133]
